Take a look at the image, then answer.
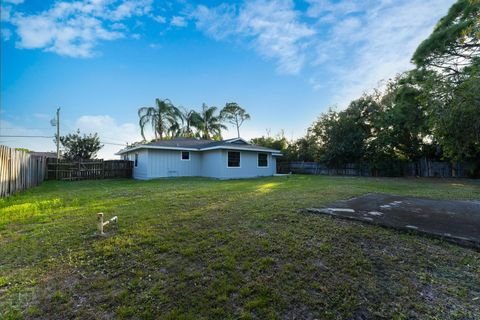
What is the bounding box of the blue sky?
[1,0,454,158]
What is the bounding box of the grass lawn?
[1,175,479,319]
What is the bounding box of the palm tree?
[138,98,182,141]
[198,103,227,140]
[180,108,203,137]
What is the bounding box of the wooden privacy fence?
[46,159,133,181]
[286,159,474,178]
[0,145,47,197]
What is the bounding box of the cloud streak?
[192,0,454,105]
[2,0,153,57]
[192,0,315,74]
[308,0,454,106]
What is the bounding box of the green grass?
[1,175,479,319]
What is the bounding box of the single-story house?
[116,137,282,180]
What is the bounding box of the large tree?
[420,62,480,162]
[138,98,182,141]
[198,104,227,140]
[58,130,103,161]
[220,102,251,138]
[251,132,288,152]
[310,110,365,167]
[413,0,480,163]
[368,73,429,161]
[412,0,479,79]
[285,134,319,162]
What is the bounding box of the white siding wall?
[147,150,201,177]
[125,150,149,179]
[216,150,276,179]
[200,150,224,179]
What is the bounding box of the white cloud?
[153,15,166,24]
[191,4,238,39]
[108,0,152,21]
[4,0,153,57]
[74,115,141,159]
[192,0,315,74]
[171,16,187,27]
[306,0,361,19]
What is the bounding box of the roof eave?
[199,145,281,153]
[116,145,199,155]
[116,142,281,155]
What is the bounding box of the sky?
[0,0,455,159]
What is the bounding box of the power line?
[0,135,127,146]
[0,135,54,138]
[0,127,51,130]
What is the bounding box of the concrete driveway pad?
[307,193,480,249]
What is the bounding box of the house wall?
[215,150,276,179]
[124,150,149,179]
[125,148,277,179]
[147,149,201,177]
[200,150,225,179]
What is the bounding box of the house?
[116,137,282,180]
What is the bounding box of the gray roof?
[117,137,281,154]
[143,137,219,149]
[29,151,57,158]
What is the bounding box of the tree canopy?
[412,0,480,78]
[58,129,103,161]
[220,103,251,138]
[137,100,249,141]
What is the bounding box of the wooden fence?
[46,159,133,181]
[0,145,47,197]
[285,159,475,178]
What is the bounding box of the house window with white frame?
[181,151,190,160]
[227,151,240,167]
[258,153,268,167]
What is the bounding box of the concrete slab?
[307,193,480,249]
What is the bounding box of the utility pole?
[51,107,60,179]
[56,107,60,160]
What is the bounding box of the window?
[123,155,128,161]
[258,153,268,167]
[135,153,138,167]
[227,151,240,167]
[181,151,190,160]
